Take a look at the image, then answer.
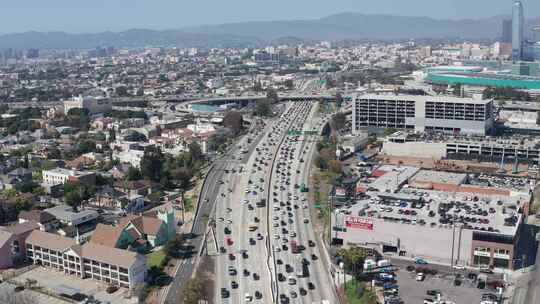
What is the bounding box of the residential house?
[18,210,57,232]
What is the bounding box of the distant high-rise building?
[502,19,512,43]
[512,1,524,61]
[26,48,39,59]
[533,25,540,43]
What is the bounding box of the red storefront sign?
[345,217,373,230]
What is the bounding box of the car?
[228,253,235,261]
[416,273,425,281]
[249,238,256,245]
[253,273,260,280]
[288,276,296,285]
[221,288,230,298]
[228,266,237,275]
[303,218,309,223]
[311,254,318,260]
[290,291,297,298]
[231,281,238,289]
[423,299,435,304]
[426,290,441,296]
[244,293,253,302]
[255,291,262,299]
[278,273,286,281]
[308,240,315,247]
[242,251,248,259]
[243,269,250,276]
[220,246,226,253]
[415,258,428,265]
[307,282,315,290]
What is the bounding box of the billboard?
[345,217,373,230]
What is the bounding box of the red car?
[226,238,234,246]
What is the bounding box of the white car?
[416,273,425,281]
[244,293,253,302]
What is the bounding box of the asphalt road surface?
[269,102,338,304]
[163,122,264,304]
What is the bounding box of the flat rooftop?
[411,169,467,186]
[370,165,420,193]
[356,94,492,105]
[387,130,540,149]
[336,187,524,237]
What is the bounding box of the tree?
[332,113,347,130]
[115,86,129,97]
[126,166,142,181]
[64,181,94,211]
[108,127,116,142]
[140,147,165,182]
[188,142,203,162]
[328,160,342,174]
[77,139,96,154]
[183,277,204,304]
[335,93,343,107]
[254,99,272,117]
[314,156,328,170]
[336,245,370,276]
[14,197,31,215]
[266,88,279,104]
[207,131,228,152]
[223,111,243,135]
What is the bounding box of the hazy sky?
[2,0,539,34]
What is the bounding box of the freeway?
[214,104,299,303]
[213,101,339,304]
[269,102,338,304]
[162,119,266,304]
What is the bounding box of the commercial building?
[333,166,531,270]
[25,230,146,289]
[63,96,112,115]
[352,94,494,135]
[502,19,512,43]
[512,1,524,61]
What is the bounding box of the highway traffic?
[214,101,337,304]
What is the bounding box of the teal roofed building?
[426,73,540,90]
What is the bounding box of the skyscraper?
[512,0,524,61]
[533,25,540,43]
[502,19,512,43]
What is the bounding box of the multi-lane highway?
[214,101,337,304]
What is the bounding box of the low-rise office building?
[26,230,145,289]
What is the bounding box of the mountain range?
[1,13,539,50]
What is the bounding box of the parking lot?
[396,268,488,304]
[13,267,135,304]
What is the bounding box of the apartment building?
[42,168,96,186]
[352,94,494,135]
[25,230,146,289]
